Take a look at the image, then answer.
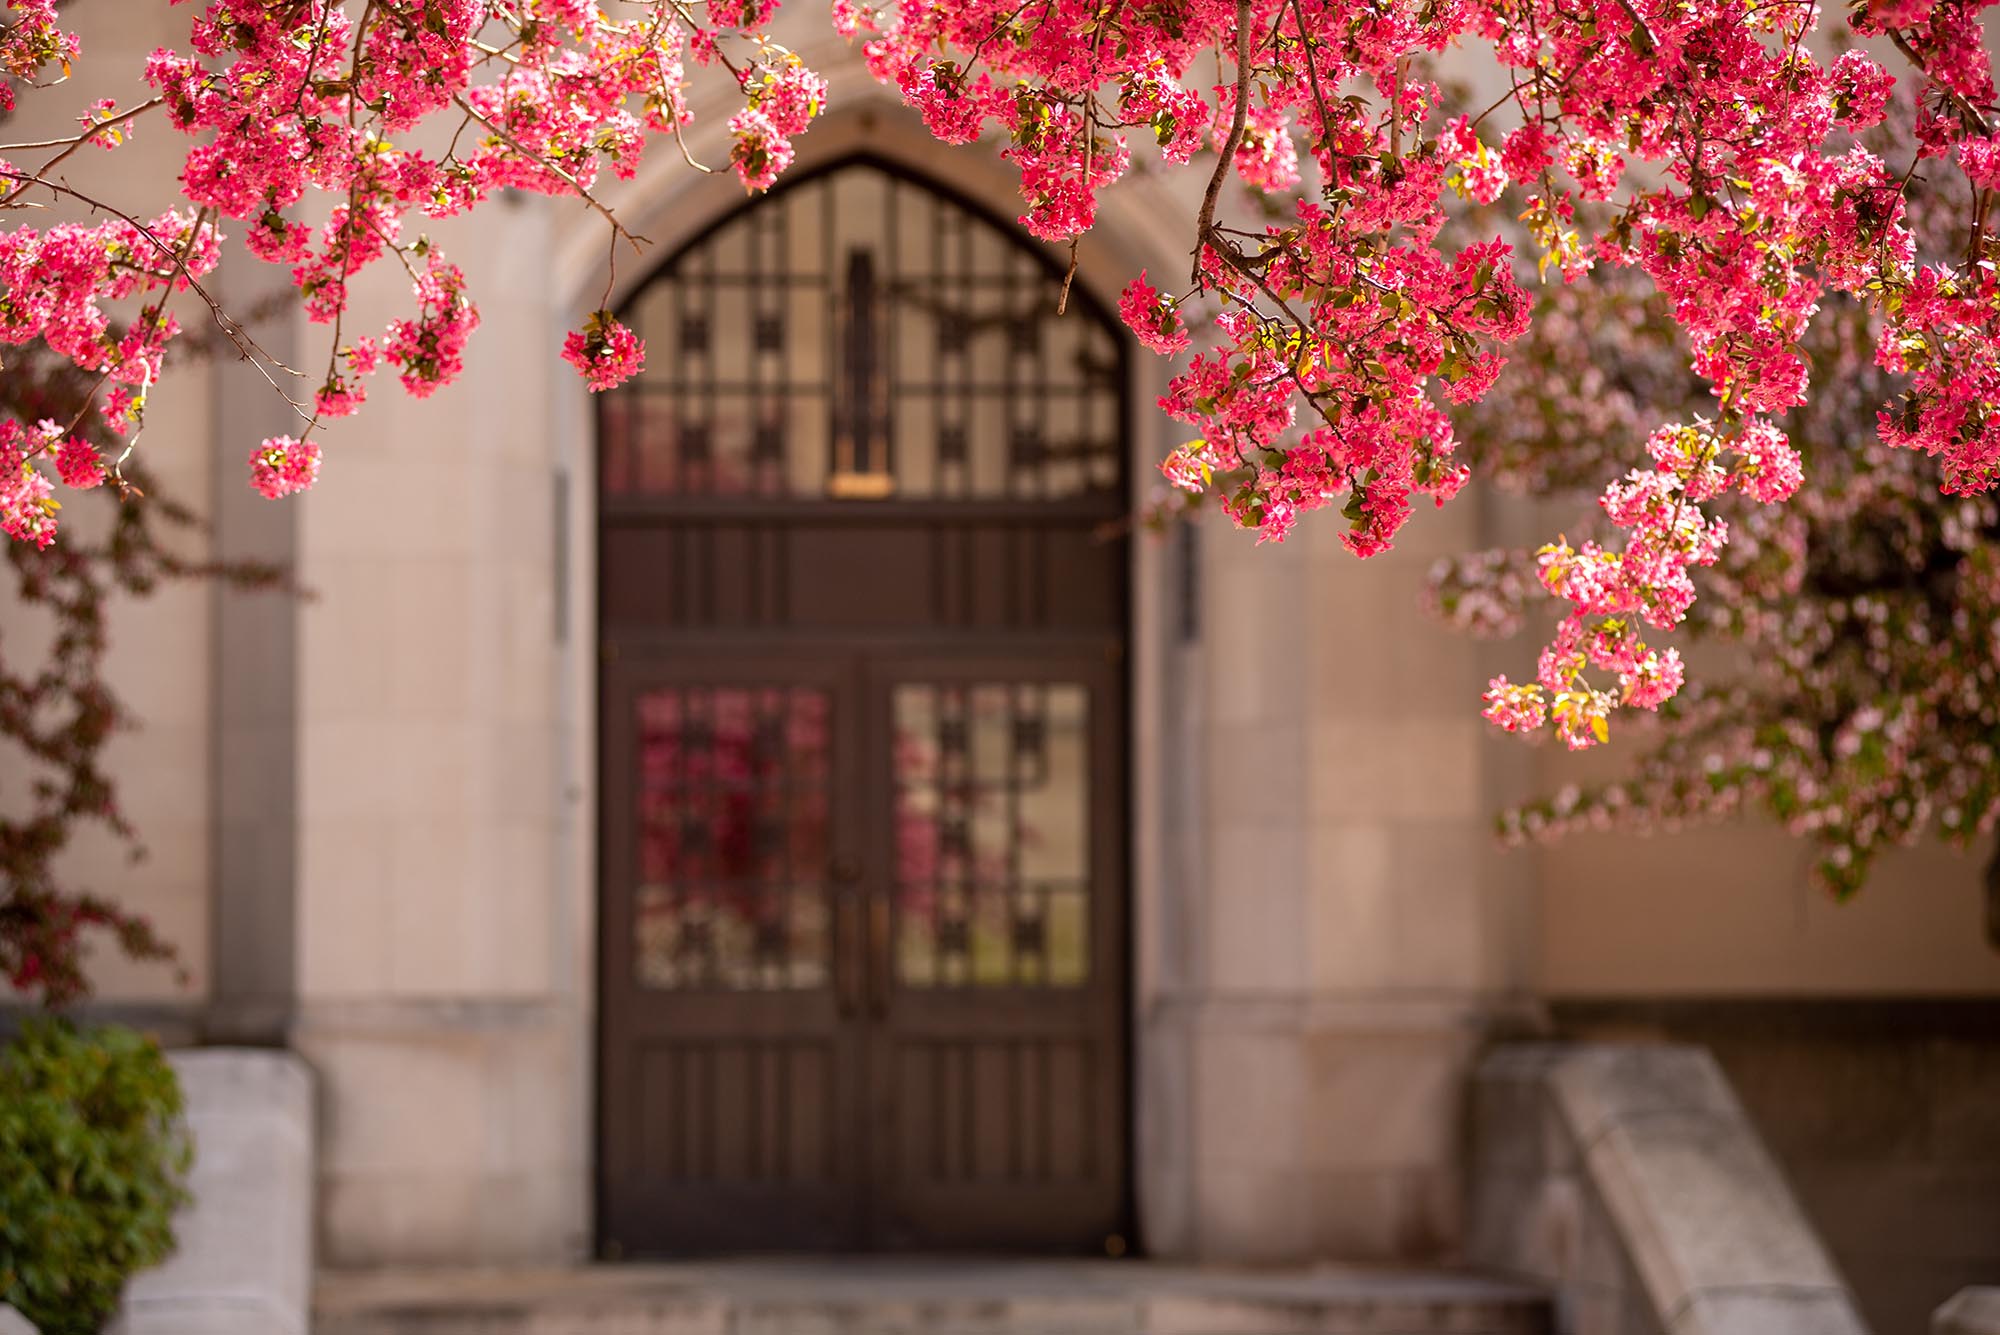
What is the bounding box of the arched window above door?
[598,157,1128,507]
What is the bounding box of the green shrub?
[0,1020,191,1335]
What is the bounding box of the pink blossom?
[1735,423,1804,504]
[729,109,793,192]
[1832,51,1895,128]
[248,436,321,499]
[382,259,479,399]
[1229,107,1299,193]
[315,375,366,419]
[1118,271,1190,356]
[55,438,105,489]
[1482,677,1548,733]
[0,437,57,548]
[563,312,647,391]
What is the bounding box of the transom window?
[598,158,1126,504]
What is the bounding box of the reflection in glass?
[634,686,831,990]
[893,683,1090,989]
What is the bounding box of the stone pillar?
[205,237,302,1046]
[1147,490,1538,1262]
[116,1051,314,1335]
[287,190,589,1264]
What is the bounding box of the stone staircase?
[314,1260,1552,1335]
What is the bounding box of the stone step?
[315,1260,1553,1335]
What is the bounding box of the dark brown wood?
[860,650,1127,1251]
[598,650,869,1252]
[596,156,1130,1257]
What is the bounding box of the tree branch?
[1194,0,1255,284]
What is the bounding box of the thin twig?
[0,168,312,418]
[0,97,160,154]
[1194,0,1256,285]
[0,97,165,200]
[1059,97,1097,315]
[1887,28,1991,136]
[452,92,652,250]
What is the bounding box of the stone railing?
[112,1049,314,1335]
[1937,1289,2000,1335]
[1468,1042,1869,1335]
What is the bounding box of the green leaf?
[0,1020,191,1335]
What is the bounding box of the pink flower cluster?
[248,436,321,500]
[563,312,648,392]
[854,0,2000,741]
[1117,272,1190,356]
[730,58,826,191]
[0,0,821,542]
[1482,421,1804,747]
[1155,227,1528,554]
[5,0,2000,760]
[0,421,64,548]
[0,1,76,114]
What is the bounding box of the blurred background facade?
[12,7,1999,1334]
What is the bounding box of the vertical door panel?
[599,652,867,1253]
[864,650,1128,1251]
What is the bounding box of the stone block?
[1471,1044,1867,1335]
[1187,1166,1309,1262]
[1469,1048,1574,1180]
[1203,822,1309,992]
[1583,1111,1845,1317]
[1300,1165,1457,1260]
[115,1050,314,1335]
[1305,824,1397,991]
[1547,1045,1740,1145]
[316,1172,485,1267]
[298,1005,588,1265]
[1464,1166,1547,1277]
[1300,1031,1464,1172]
[1307,565,1480,712]
[1191,1027,1303,1170]
[1308,717,1485,823]
[0,1306,37,1335]
[1668,1291,1867,1335]
[295,821,393,998]
[1937,1289,2000,1335]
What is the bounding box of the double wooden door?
[598,640,1127,1254]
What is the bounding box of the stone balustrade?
[1937,1289,2000,1335]
[111,1049,314,1335]
[1468,1042,1870,1335]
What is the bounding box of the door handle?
[835,891,863,1018]
[867,893,892,1018]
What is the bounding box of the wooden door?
[863,650,1127,1250]
[595,155,1132,1255]
[598,649,868,1251]
[598,641,1127,1254]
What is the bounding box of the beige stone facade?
[9,6,1999,1329]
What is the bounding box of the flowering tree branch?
[4,0,2000,993]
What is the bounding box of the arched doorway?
[595,157,1131,1255]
